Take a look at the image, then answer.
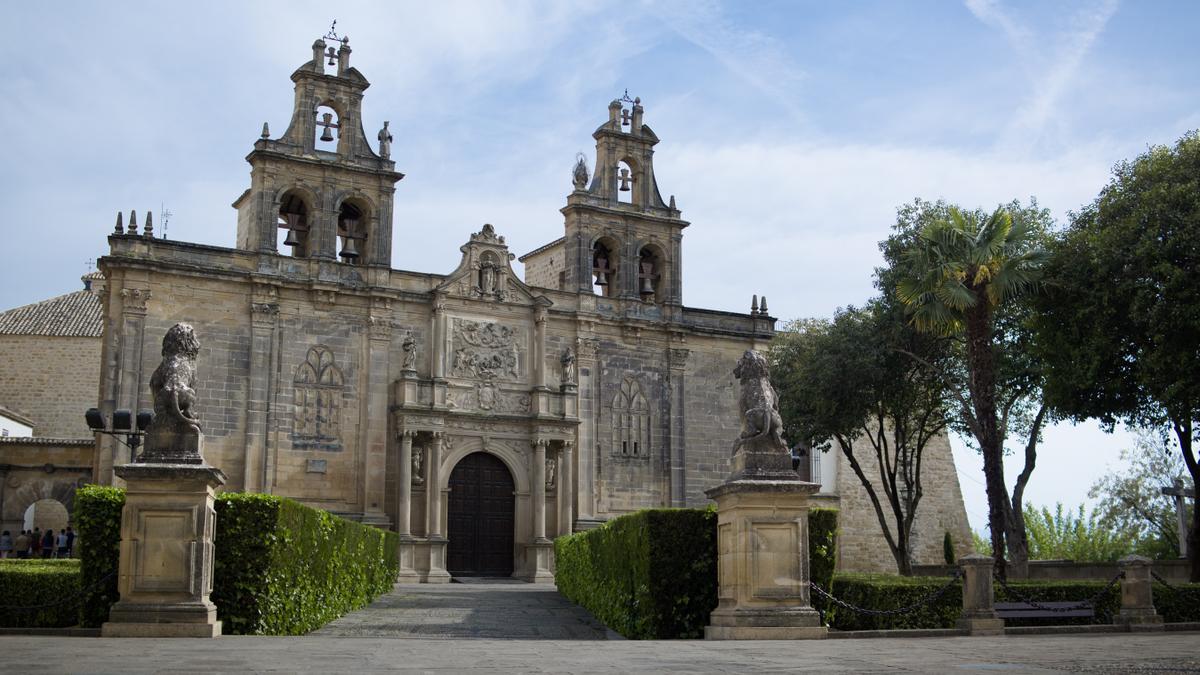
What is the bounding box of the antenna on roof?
[160,204,173,240]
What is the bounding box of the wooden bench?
[994,601,1094,620]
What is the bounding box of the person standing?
[65,526,76,558]
[31,527,42,558]
[41,529,54,558]
[14,530,30,558]
[55,529,68,558]
[0,530,12,558]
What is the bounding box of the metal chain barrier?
[1150,571,1181,594]
[810,569,962,617]
[0,571,116,613]
[992,570,1123,613]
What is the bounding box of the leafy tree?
[1023,503,1138,563]
[770,297,950,575]
[1034,131,1200,581]
[889,198,1052,577]
[1089,428,1194,559]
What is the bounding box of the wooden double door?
[447,452,515,577]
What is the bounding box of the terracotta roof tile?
[0,290,103,337]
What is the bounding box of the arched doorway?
[447,452,515,577]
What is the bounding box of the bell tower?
[561,94,687,307]
[234,30,403,267]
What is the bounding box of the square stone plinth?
[705,478,827,640]
[102,462,226,638]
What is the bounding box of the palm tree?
[896,205,1047,576]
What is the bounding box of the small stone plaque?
[306,459,327,474]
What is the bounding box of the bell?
[640,276,654,296]
[339,236,360,260]
[320,126,335,142]
[326,46,337,66]
[283,228,300,247]
[594,270,608,286]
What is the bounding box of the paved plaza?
[3,582,1200,673]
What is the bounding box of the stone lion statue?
[141,323,204,463]
[732,350,786,455]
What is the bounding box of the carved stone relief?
[450,318,524,381]
[447,382,531,414]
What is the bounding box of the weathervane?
[324,20,340,41]
[619,89,637,105]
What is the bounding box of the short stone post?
[102,324,226,638]
[1114,555,1164,631]
[957,554,1004,636]
[704,351,826,640]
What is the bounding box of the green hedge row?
[826,575,1200,631]
[74,485,124,627]
[74,488,399,634]
[212,493,399,635]
[0,559,82,628]
[554,506,839,639]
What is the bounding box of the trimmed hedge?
[825,575,1200,630]
[211,493,400,635]
[74,484,125,627]
[555,506,840,639]
[75,487,399,634]
[0,559,81,628]
[555,508,717,639]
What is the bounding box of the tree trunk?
[1170,417,1199,582]
[1005,402,1046,579]
[965,301,1008,577]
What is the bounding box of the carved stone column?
[1115,555,1164,630]
[396,429,419,582]
[524,438,554,583]
[531,301,552,416]
[667,347,689,507]
[430,291,448,408]
[107,287,152,483]
[957,554,1004,635]
[574,337,600,528]
[244,292,278,492]
[424,432,450,582]
[362,308,393,526]
[558,441,575,536]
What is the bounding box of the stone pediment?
[436,224,547,307]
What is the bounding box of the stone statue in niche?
[560,347,577,385]
[139,323,205,464]
[411,446,424,485]
[545,454,557,489]
[401,331,417,371]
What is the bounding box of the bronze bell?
[283,227,300,247]
[339,236,360,260]
[640,275,654,296]
[320,126,335,142]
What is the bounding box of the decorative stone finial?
[143,211,153,238]
[128,210,138,235]
[759,296,768,314]
[669,195,676,210]
[751,294,759,315]
[572,153,589,190]
[114,211,123,235]
[261,122,270,139]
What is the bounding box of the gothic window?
[277,190,310,257]
[337,200,367,263]
[293,346,344,449]
[592,239,617,297]
[612,377,650,458]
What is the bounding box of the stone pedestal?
[704,479,827,640]
[396,535,422,583]
[957,554,1004,636]
[521,540,556,583]
[1115,555,1164,631]
[102,461,227,638]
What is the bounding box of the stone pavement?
[312,579,614,640]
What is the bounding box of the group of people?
[0,527,74,559]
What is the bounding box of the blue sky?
[2,1,1196,532]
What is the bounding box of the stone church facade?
[79,36,972,581]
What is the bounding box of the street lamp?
[85,407,154,458]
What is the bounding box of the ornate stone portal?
[705,351,826,640]
[102,324,226,638]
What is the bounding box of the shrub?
[0,559,81,628]
[943,532,956,565]
[555,506,839,639]
[75,487,399,635]
[996,579,1122,626]
[828,574,962,631]
[212,492,399,635]
[809,507,839,615]
[1152,582,1200,623]
[74,485,124,627]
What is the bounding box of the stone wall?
[521,244,564,291]
[0,438,95,534]
[833,428,974,573]
[0,335,100,438]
